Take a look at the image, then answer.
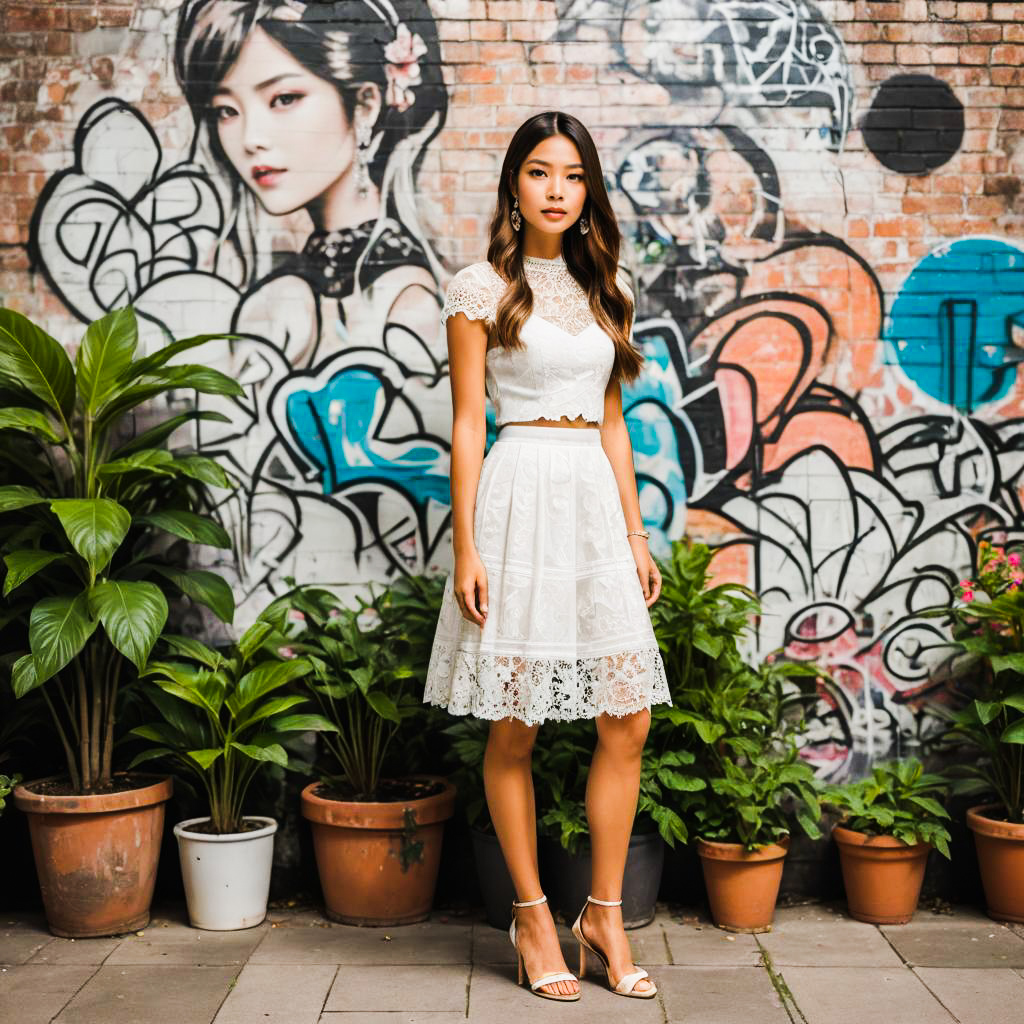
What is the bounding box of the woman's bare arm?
[447,310,490,625]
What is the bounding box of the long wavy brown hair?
[486,111,642,382]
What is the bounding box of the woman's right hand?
[453,548,488,626]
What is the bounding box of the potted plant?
[0,771,20,814]
[270,574,456,926]
[822,759,951,924]
[130,620,334,930]
[1,305,240,936]
[651,539,823,933]
[928,540,1024,922]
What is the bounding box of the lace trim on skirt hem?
[423,643,672,726]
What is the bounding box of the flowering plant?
[383,23,427,113]
[939,539,1024,823]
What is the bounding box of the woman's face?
[211,27,357,216]
[513,134,589,235]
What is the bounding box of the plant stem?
[41,685,80,792]
[74,655,90,790]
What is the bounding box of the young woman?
[424,112,672,1001]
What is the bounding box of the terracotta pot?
[13,774,172,938]
[697,835,789,933]
[832,825,930,924]
[967,804,1024,923]
[300,775,456,926]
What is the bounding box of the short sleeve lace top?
[440,255,633,426]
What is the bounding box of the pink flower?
[1010,554,1021,567]
[328,608,340,618]
[279,646,295,659]
[764,653,776,664]
[959,579,974,590]
[383,23,427,113]
[962,590,975,602]
[1011,582,1020,592]
[289,609,306,622]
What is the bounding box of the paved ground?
[3,901,1024,1023]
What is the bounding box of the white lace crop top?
[440,254,633,426]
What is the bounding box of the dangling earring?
[510,197,522,232]
[579,215,590,236]
[356,118,372,200]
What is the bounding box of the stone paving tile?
[781,966,955,1024]
[250,918,472,966]
[28,937,121,965]
[662,921,761,967]
[881,910,1024,968]
[0,965,96,1024]
[658,966,789,1024]
[214,964,336,1024]
[54,965,237,1024]
[468,960,663,1020]
[758,904,902,967]
[325,964,469,1012]
[0,913,53,965]
[914,967,1024,1024]
[105,915,268,966]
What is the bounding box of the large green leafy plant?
[822,758,952,857]
[927,539,1024,823]
[0,306,240,792]
[649,540,823,850]
[130,621,334,833]
[265,573,445,800]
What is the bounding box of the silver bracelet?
[626,529,650,540]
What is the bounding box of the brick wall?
[3,0,1024,777]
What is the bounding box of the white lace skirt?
[424,426,672,725]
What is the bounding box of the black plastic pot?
[544,830,665,929]
[470,826,518,929]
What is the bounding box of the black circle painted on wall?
[862,74,964,174]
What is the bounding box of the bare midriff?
[502,415,599,429]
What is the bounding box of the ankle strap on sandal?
[587,895,623,906]
[512,894,548,908]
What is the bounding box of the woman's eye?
[212,105,236,122]
[529,168,545,177]
[271,92,304,108]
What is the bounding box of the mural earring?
[510,198,521,231]
[579,216,590,236]
[356,119,372,200]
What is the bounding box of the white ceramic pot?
[173,816,277,930]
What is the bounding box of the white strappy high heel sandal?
[571,895,657,998]
[508,894,581,1001]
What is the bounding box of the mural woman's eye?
[271,92,304,109]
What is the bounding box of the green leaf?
[235,695,308,732]
[150,566,235,625]
[233,659,312,715]
[186,749,223,771]
[96,449,176,480]
[77,307,138,414]
[1003,691,1024,713]
[1001,719,1024,744]
[11,653,40,697]
[0,486,47,513]
[137,509,230,548]
[150,364,245,398]
[111,410,232,459]
[237,620,274,660]
[230,741,288,768]
[50,498,131,575]
[3,550,65,596]
[975,700,1002,725]
[160,634,223,669]
[29,592,98,684]
[366,691,401,723]
[172,455,233,489]
[127,747,174,770]
[0,308,75,419]
[990,653,1024,676]
[123,333,239,383]
[265,713,338,733]
[0,407,60,443]
[88,580,168,670]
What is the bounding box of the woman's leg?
[581,708,653,992]
[484,717,579,997]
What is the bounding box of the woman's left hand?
[628,536,662,607]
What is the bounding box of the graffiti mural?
[24,0,1024,777]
